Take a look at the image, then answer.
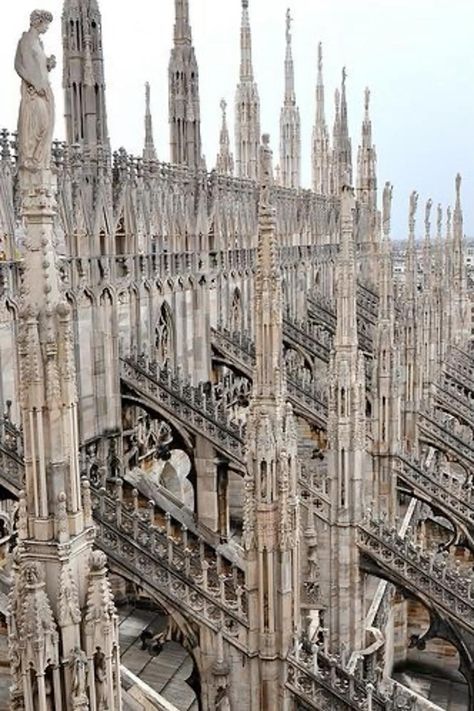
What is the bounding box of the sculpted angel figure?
[15,10,56,173]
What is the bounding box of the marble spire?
[279,9,301,188]
[357,87,377,213]
[169,0,202,168]
[312,42,330,194]
[216,99,234,175]
[143,82,157,162]
[235,0,260,179]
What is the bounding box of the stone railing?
[395,454,474,526]
[417,405,474,471]
[283,317,331,363]
[308,294,337,331]
[435,381,474,430]
[442,357,474,395]
[287,645,388,711]
[358,517,474,634]
[0,428,250,648]
[91,484,249,649]
[357,280,379,322]
[121,356,246,468]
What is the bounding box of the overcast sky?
[2,1,473,237]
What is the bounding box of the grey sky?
[2,0,473,238]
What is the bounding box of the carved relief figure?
[15,10,55,173]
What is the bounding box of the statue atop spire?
[15,10,55,178]
[424,198,433,236]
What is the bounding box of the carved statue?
[409,191,418,222]
[70,647,88,699]
[15,10,55,174]
[382,182,393,236]
[424,198,433,235]
[94,649,107,710]
[258,134,273,206]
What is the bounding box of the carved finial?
[342,66,347,86]
[220,98,227,117]
[335,88,340,112]
[242,0,249,8]
[447,206,452,236]
[437,203,442,237]
[318,42,323,72]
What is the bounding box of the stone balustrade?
[435,380,474,431]
[417,405,474,471]
[395,453,474,527]
[358,516,474,634]
[91,483,250,648]
[121,356,247,467]
[287,643,388,711]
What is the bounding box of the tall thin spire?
[143,82,157,162]
[333,68,352,193]
[216,99,234,175]
[328,176,366,652]
[284,9,295,104]
[62,0,110,151]
[169,0,202,168]
[243,135,300,706]
[279,9,301,188]
[356,87,377,212]
[235,0,260,179]
[240,0,254,81]
[312,42,330,194]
